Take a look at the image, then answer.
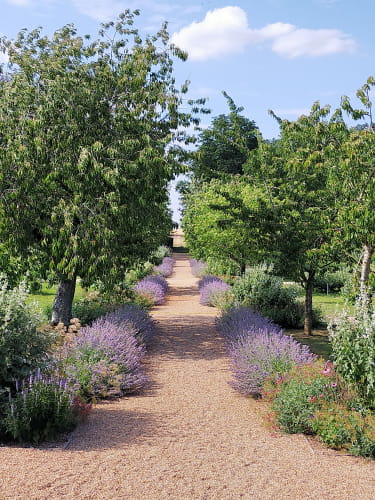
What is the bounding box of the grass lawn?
[313,292,352,321]
[28,282,88,319]
[286,328,332,359]
[286,292,352,360]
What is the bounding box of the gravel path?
[1,253,375,499]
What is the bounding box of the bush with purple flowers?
[133,274,168,305]
[198,276,230,307]
[190,259,207,278]
[2,370,76,443]
[216,307,277,343]
[103,305,155,345]
[216,306,315,396]
[64,310,150,400]
[153,256,175,278]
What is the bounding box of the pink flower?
[331,382,337,388]
[310,396,317,403]
[319,394,324,398]
[322,360,334,375]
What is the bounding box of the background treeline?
[181,83,375,334]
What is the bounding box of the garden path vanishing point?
[1,253,375,500]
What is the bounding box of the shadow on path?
[66,406,165,452]
[150,316,226,361]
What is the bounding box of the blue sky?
[1,0,374,221]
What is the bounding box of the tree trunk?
[360,244,374,296]
[303,270,315,336]
[240,263,246,275]
[51,276,77,326]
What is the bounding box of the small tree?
[336,76,375,297]
[0,11,204,324]
[271,103,348,334]
[182,178,273,275]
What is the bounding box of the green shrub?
[149,245,171,265]
[3,371,76,443]
[311,403,354,449]
[329,296,375,407]
[265,359,342,434]
[314,267,352,293]
[312,403,375,458]
[71,293,115,325]
[206,258,241,278]
[231,266,317,328]
[0,279,50,391]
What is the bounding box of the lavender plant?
[228,329,315,395]
[190,259,207,278]
[133,274,168,305]
[102,305,155,345]
[216,306,278,343]
[64,316,147,400]
[3,369,75,443]
[217,306,314,395]
[153,256,175,277]
[199,279,230,307]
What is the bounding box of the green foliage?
[335,77,375,295]
[191,92,258,181]
[0,11,205,323]
[0,244,44,292]
[311,403,375,454]
[265,359,341,434]
[264,356,375,458]
[0,279,50,390]
[206,257,241,279]
[3,374,75,443]
[231,265,312,328]
[149,245,172,265]
[314,267,352,293]
[182,179,273,274]
[329,296,375,407]
[71,293,115,326]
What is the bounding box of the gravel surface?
[1,253,375,499]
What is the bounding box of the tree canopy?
[0,11,205,324]
[190,92,258,181]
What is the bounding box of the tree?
[191,92,258,181]
[182,178,273,275]
[335,76,375,296]
[270,103,348,335]
[0,11,204,324]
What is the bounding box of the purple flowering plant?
[103,305,155,345]
[216,306,315,396]
[133,274,168,305]
[153,256,175,278]
[190,259,207,277]
[4,369,76,443]
[65,316,147,400]
[199,278,230,307]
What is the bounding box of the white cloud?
[271,28,356,58]
[171,6,251,61]
[171,6,357,61]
